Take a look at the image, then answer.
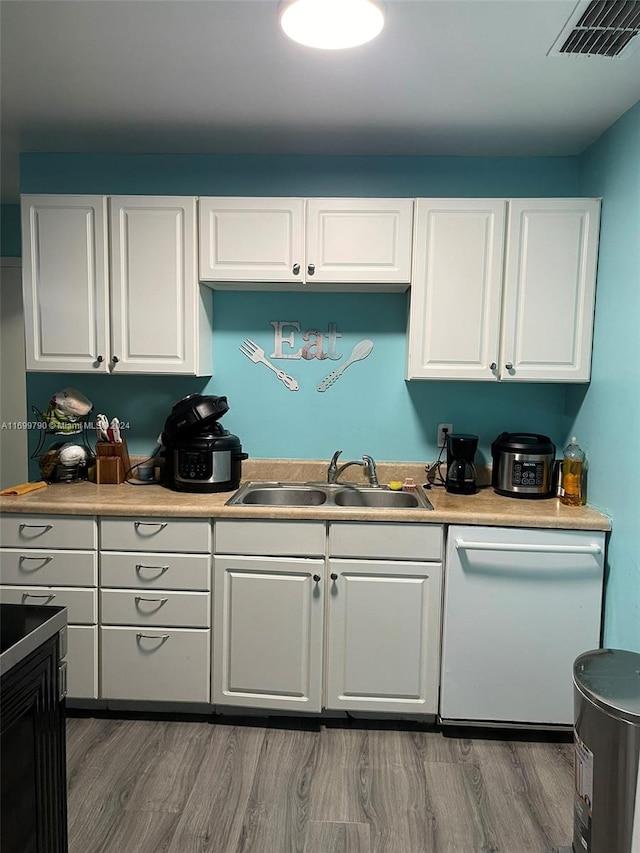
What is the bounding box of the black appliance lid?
[492,432,555,455]
[162,394,229,443]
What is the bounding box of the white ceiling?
[2,0,640,202]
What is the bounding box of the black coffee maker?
[445,434,479,495]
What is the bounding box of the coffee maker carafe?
[445,434,479,495]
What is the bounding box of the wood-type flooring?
[66,713,575,853]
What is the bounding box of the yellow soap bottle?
[560,437,587,506]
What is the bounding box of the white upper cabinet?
[21,194,213,375]
[500,199,601,382]
[198,197,414,290]
[199,197,304,283]
[109,196,210,375]
[305,198,414,285]
[407,198,601,382]
[21,195,110,372]
[406,199,507,380]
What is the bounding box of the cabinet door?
[109,196,201,374]
[305,199,413,286]
[199,197,304,283]
[213,555,324,712]
[500,199,601,382]
[407,199,506,379]
[326,559,442,714]
[21,195,109,372]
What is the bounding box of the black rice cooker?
[162,394,248,493]
[491,432,556,499]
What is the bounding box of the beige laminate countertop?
[0,480,611,531]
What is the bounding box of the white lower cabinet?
[100,626,210,703]
[213,555,324,712]
[213,520,444,717]
[0,515,99,700]
[325,559,442,714]
[99,517,212,704]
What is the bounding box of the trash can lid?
[574,649,640,725]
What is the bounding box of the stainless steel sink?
[333,487,423,508]
[226,482,434,510]
[235,485,327,506]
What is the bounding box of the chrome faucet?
[362,454,379,487]
[327,450,379,486]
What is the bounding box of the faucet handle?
[328,450,342,483]
[362,454,379,487]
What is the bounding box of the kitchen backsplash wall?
[19,151,582,470]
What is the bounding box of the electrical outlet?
[437,423,453,447]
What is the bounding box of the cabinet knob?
[307,263,315,276]
[292,263,300,275]
[505,362,513,370]
[330,572,338,581]
[96,355,104,364]
[313,574,321,583]
[490,362,497,370]
[111,356,120,364]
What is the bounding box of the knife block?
[96,440,131,485]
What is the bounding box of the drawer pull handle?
[136,632,170,644]
[19,523,53,533]
[135,564,169,575]
[135,596,168,606]
[134,521,168,532]
[19,555,53,570]
[22,592,56,603]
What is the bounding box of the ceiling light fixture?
[279,0,385,50]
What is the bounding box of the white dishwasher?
[440,525,606,727]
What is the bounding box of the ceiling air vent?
[549,0,640,57]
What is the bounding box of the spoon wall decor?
[317,339,374,392]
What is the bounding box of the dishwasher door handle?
[454,538,602,555]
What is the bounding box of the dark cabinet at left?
[1,631,67,852]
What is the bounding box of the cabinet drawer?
[214,520,325,557]
[100,552,210,591]
[0,586,97,624]
[67,625,98,700]
[100,518,211,553]
[100,589,210,628]
[329,522,443,561]
[0,549,97,587]
[101,626,210,703]
[0,515,97,549]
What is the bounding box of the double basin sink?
[226,481,434,511]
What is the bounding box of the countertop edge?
[0,482,612,531]
[0,606,67,677]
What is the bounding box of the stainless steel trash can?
[573,649,640,853]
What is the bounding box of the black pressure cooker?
[162,394,248,493]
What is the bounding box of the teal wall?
[0,204,21,257]
[576,100,640,652]
[20,152,582,471]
